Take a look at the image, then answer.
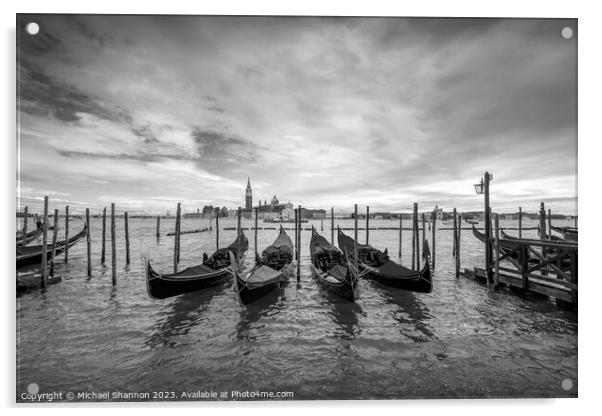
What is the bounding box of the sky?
[16,15,577,215]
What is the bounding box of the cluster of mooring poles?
[24,197,132,289]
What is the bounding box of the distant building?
[245,177,253,210]
[432,205,443,220]
[300,208,326,220]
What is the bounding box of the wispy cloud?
[17,15,577,215]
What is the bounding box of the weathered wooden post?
[421,213,426,259]
[456,213,462,279]
[86,207,91,277]
[431,212,436,269]
[297,205,301,282]
[453,208,458,259]
[321,217,323,231]
[111,203,116,285]
[22,206,28,244]
[354,204,359,274]
[101,207,107,264]
[294,208,298,260]
[494,213,500,286]
[331,206,334,245]
[41,197,49,289]
[484,172,493,285]
[156,215,161,239]
[64,205,69,263]
[539,201,547,263]
[366,206,370,244]
[514,206,521,238]
[547,208,552,239]
[237,207,242,261]
[414,202,420,270]
[174,203,181,273]
[398,215,402,259]
[254,207,258,257]
[50,209,58,276]
[124,212,130,266]
[215,212,220,250]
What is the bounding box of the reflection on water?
[16,217,577,400]
[145,283,228,348]
[373,283,434,343]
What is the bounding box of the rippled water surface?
[16,217,577,401]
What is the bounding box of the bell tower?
[245,177,252,210]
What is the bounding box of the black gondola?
[234,227,294,305]
[309,227,358,302]
[16,228,42,246]
[146,230,248,300]
[16,224,87,269]
[337,228,432,293]
[550,225,578,242]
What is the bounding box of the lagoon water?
[16,216,577,401]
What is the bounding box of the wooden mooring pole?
[494,213,500,286]
[173,203,181,273]
[125,212,130,266]
[156,216,161,239]
[331,206,334,245]
[539,202,546,240]
[101,207,107,264]
[366,206,370,244]
[41,197,49,289]
[111,203,116,285]
[453,208,458,260]
[547,208,552,239]
[254,207,258,258]
[294,208,298,260]
[86,207,91,277]
[398,215,402,260]
[456,213,462,279]
[22,206,28,244]
[484,172,493,285]
[297,205,301,282]
[412,202,420,270]
[215,213,219,250]
[237,207,242,261]
[518,206,522,238]
[64,205,69,263]
[50,209,58,277]
[354,204,359,273]
[321,217,323,231]
[431,212,436,269]
[421,213,426,259]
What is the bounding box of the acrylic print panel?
[16,15,577,402]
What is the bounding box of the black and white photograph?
[14,12,578,403]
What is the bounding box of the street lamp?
[474,178,484,195]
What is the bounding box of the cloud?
[17,15,577,215]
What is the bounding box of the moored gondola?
[16,223,87,269]
[309,227,358,302]
[234,227,294,305]
[16,228,42,246]
[337,228,432,293]
[146,230,248,300]
[550,225,578,242]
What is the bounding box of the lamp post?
[474,171,493,284]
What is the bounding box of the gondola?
[234,227,294,304]
[309,227,358,302]
[16,228,42,246]
[146,229,248,300]
[337,228,432,293]
[550,225,578,242]
[16,224,87,269]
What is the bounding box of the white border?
[2,1,600,414]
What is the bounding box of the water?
[16,217,577,401]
